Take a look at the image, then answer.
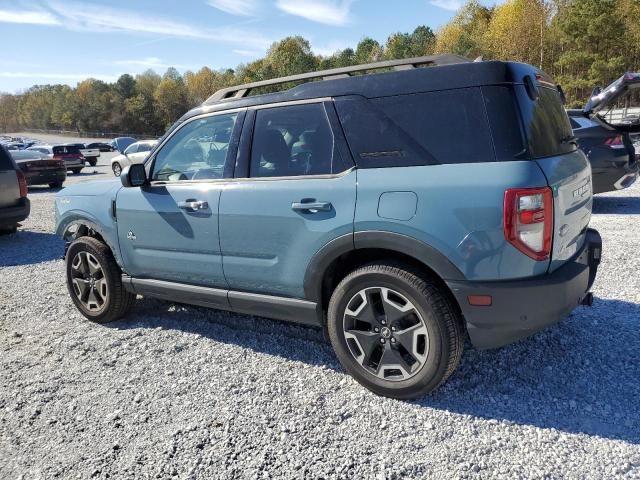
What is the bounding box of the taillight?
[604,136,625,149]
[16,169,28,198]
[504,187,553,261]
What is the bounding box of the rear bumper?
[25,170,66,185]
[0,197,30,226]
[447,228,602,350]
[592,162,638,194]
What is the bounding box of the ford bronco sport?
[56,55,602,399]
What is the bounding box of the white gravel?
[1,146,639,479]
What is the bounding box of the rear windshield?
[53,145,80,155]
[0,145,14,170]
[515,85,575,158]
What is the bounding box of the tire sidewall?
[328,268,451,398]
[66,239,117,322]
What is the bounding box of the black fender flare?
[56,216,124,268]
[303,230,465,303]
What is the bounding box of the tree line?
[1,0,639,136]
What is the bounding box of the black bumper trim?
[0,197,30,226]
[447,228,602,350]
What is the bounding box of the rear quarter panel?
[355,161,550,281]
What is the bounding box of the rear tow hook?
[581,292,594,307]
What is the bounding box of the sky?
[0,0,499,93]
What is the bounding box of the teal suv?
[56,55,602,399]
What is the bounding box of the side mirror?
[121,163,147,188]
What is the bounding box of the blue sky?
[0,0,499,93]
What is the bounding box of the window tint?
[152,113,237,181]
[336,88,495,167]
[138,143,153,153]
[0,145,13,170]
[569,118,581,129]
[515,86,575,158]
[481,86,525,161]
[250,103,336,177]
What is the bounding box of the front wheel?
[327,263,464,399]
[66,237,136,323]
[112,162,122,177]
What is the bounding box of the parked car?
[65,143,100,166]
[112,137,137,154]
[52,145,84,174]
[110,140,158,176]
[27,145,54,159]
[568,73,640,193]
[0,145,30,233]
[86,142,115,152]
[55,55,601,399]
[10,150,66,188]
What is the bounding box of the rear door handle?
[291,200,332,213]
[177,200,209,210]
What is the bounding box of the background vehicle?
[27,145,54,159]
[112,137,137,154]
[10,150,66,188]
[65,143,100,166]
[52,145,84,174]
[569,73,640,193]
[0,145,30,233]
[86,142,114,152]
[110,140,157,176]
[56,56,601,400]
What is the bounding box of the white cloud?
[430,0,463,11]
[113,57,197,70]
[232,49,260,57]
[0,8,59,25]
[275,0,354,26]
[313,39,353,57]
[0,3,272,51]
[207,0,258,16]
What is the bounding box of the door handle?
[177,200,209,210]
[291,200,332,213]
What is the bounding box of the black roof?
[180,60,539,123]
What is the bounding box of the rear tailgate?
[80,147,100,158]
[536,150,592,272]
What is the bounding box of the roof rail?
[204,54,471,104]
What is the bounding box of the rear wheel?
[66,237,136,323]
[72,168,82,175]
[49,181,63,188]
[88,158,97,167]
[327,263,463,399]
[112,162,122,177]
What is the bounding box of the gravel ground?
[1,140,639,479]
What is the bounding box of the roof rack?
[205,54,471,104]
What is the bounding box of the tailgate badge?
[572,183,590,199]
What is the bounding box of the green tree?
[154,68,189,128]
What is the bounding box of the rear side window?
[53,145,80,155]
[335,88,495,167]
[515,86,575,158]
[0,145,14,170]
[481,86,526,161]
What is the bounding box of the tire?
[0,224,18,235]
[65,236,136,323]
[72,168,82,175]
[327,263,464,399]
[112,162,122,177]
[88,158,97,167]
[49,181,63,188]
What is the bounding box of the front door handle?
[291,200,332,213]
[177,200,209,211]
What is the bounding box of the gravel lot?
[1,135,639,479]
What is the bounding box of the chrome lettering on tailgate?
[572,181,590,199]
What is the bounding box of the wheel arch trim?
[303,230,466,303]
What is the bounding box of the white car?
[26,145,54,159]
[111,140,157,176]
